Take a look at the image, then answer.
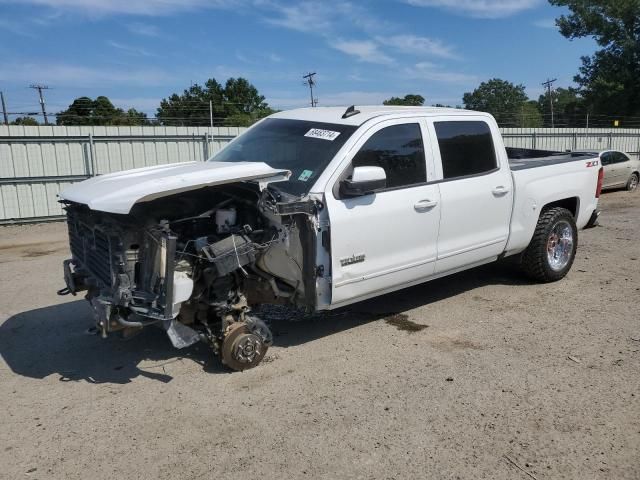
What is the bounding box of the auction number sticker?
[304,128,341,141]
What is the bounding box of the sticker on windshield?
[298,169,313,182]
[304,128,341,141]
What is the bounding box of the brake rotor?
[221,322,268,371]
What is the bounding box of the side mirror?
[340,166,387,197]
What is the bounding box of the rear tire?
[521,207,577,283]
[626,173,639,192]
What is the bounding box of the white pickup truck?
[59,106,603,370]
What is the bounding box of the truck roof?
[270,106,485,126]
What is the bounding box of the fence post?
[572,132,577,150]
[203,133,209,161]
[83,141,92,177]
[532,132,537,149]
[608,132,613,149]
[88,133,96,176]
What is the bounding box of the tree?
[56,96,150,126]
[463,79,529,126]
[537,87,586,127]
[549,0,640,117]
[92,95,121,123]
[383,94,425,106]
[156,77,273,126]
[11,116,39,126]
[519,101,544,127]
[56,97,94,125]
[119,108,151,126]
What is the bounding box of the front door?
[325,120,441,305]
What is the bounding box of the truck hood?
[59,161,291,214]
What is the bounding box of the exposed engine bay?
[60,183,322,371]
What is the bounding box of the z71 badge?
[586,160,599,167]
[340,254,365,267]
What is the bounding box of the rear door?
[325,119,441,305]
[427,118,513,274]
[600,152,616,187]
[604,151,631,186]
[614,152,633,185]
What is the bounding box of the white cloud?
[377,34,458,59]
[405,0,541,19]
[236,51,284,65]
[348,71,367,82]
[0,18,36,36]
[406,62,478,84]
[0,0,241,16]
[126,22,161,36]
[262,2,335,34]
[262,1,390,36]
[532,18,556,29]
[267,90,395,109]
[107,40,157,57]
[0,62,174,87]
[330,39,393,64]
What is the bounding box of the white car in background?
[578,150,639,192]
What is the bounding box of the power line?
[29,84,50,125]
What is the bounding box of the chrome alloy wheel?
[547,220,574,271]
[629,174,639,191]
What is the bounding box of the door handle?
[414,199,438,210]
[492,186,510,196]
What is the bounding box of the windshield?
[211,118,358,196]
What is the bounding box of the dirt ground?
[0,190,638,480]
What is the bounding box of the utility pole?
[209,100,214,128]
[541,78,557,128]
[29,84,50,125]
[303,72,318,107]
[0,91,8,125]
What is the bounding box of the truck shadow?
[0,300,217,385]
[0,263,527,384]
[267,262,528,348]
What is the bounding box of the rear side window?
[434,121,497,179]
[351,123,426,189]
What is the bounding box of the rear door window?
[612,152,630,164]
[434,121,497,179]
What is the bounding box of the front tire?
[626,173,639,192]
[521,207,577,282]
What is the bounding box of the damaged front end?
[60,181,320,371]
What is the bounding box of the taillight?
[596,167,604,198]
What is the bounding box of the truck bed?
[507,147,596,171]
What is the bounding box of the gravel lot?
[1,190,638,480]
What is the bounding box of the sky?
[0,0,597,121]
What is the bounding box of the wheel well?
[542,197,578,218]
